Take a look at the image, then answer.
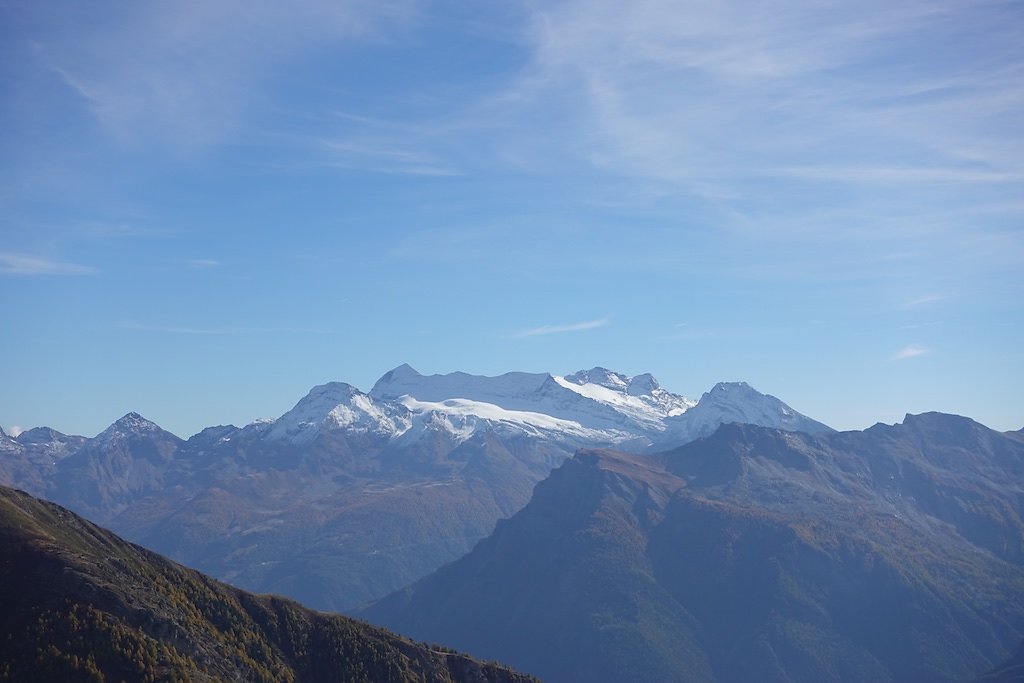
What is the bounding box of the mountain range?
[0,365,828,611]
[363,412,1024,682]
[3,365,1022,681]
[0,484,534,682]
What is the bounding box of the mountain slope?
[0,426,86,496]
[0,485,534,683]
[53,413,185,520]
[363,413,1024,683]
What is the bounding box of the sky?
[1,0,1022,438]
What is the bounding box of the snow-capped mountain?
[335,365,821,451]
[265,382,411,444]
[0,364,833,614]
[0,426,16,455]
[90,412,170,447]
[261,370,642,448]
[657,381,834,447]
[244,365,828,453]
[367,364,699,447]
[554,368,695,430]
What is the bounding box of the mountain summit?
[367,364,821,448]
[658,381,833,447]
[266,382,410,443]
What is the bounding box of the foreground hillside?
[364,413,1024,683]
[0,485,534,683]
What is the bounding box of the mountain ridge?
[363,411,1024,683]
[1,365,833,612]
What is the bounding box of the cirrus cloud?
[515,317,611,337]
[0,252,96,276]
[892,344,929,360]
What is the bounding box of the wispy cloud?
[774,166,1024,185]
[72,221,166,239]
[901,294,945,308]
[515,317,610,337]
[313,138,461,176]
[0,252,96,276]
[188,259,221,269]
[483,0,1024,244]
[117,321,344,335]
[118,321,243,335]
[38,1,419,149]
[898,321,942,330]
[892,344,929,360]
[6,426,24,438]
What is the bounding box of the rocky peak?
[371,363,421,390]
[563,367,630,390]
[93,413,176,445]
[14,426,68,444]
[267,382,407,444]
[627,372,660,396]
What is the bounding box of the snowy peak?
[0,427,17,456]
[93,413,177,446]
[267,382,409,444]
[111,412,162,433]
[264,367,827,451]
[299,381,362,405]
[562,367,664,399]
[369,366,621,444]
[627,373,659,396]
[370,365,551,404]
[563,367,630,391]
[659,381,832,446]
[15,427,69,445]
[15,427,87,458]
[367,365,696,441]
[700,382,778,409]
[553,369,695,428]
[373,363,421,389]
[707,380,754,395]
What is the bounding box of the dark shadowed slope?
[364,413,1024,683]
[0,485,535,683]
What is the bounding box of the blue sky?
[2,0,1022,438]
